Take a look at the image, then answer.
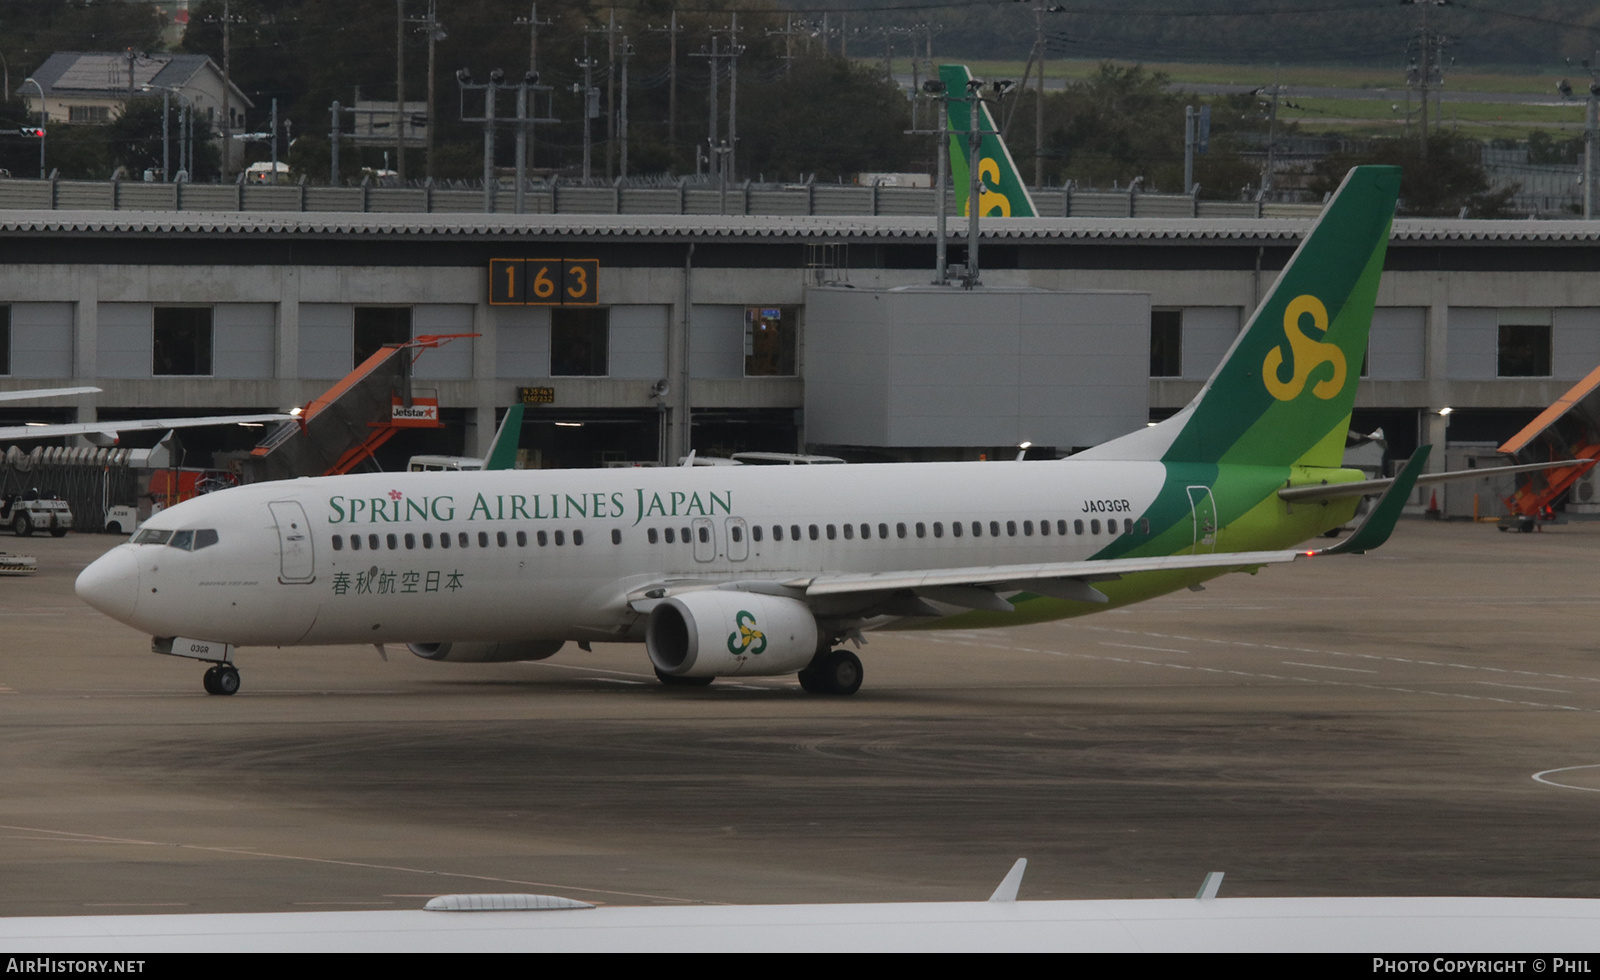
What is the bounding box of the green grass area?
[893,58,1579,139]
[914,58,1569,96]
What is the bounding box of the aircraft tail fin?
[939,65,1038,219]
[483,404,523,471]
[1079,165,1401,469]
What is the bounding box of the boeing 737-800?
[78,166,1411,697]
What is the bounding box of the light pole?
[142,83,194,181]
[20,78,45,179]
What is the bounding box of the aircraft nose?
[76,546,139,623]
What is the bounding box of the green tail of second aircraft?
[939,65,1038,219]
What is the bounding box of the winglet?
[987,858,1027,902]
[483,404,524,471]
[1317,445,1431,556]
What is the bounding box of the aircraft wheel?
[213,666,241,696]
[796,667,826,694]
[654,667,713,687]
[13,513,31,537]
[202,666,220,695]
[49,529,67,538]
[818,649,863,696]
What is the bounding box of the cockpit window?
[153,528,219,551]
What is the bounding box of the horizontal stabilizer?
[1279,456,1582,504]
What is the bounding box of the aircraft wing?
[0,413,293,441]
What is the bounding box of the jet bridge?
[241,334,474,484]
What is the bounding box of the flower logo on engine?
[726,610,768,656]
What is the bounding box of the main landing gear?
[202,664,241,696]
[797,649,863,696]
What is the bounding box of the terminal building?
[0,209,1597,497]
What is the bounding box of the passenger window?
[971,521,982,538]
[611,529,621,545]
[648,528,659,544]
[791,525,801,541]
[332,534,344,551]
[369,534,380,550]
[877,523,888,539]
[1123,518,1133,535]
[350,534,362,551]
[168,529,194,550]
[990,521,1000,537]
[772,525,782,541]
[697,527,708,544]
[1090,519,1101,535]
[405,533,416,549]
[1057,520,1067,536]
[497,531,507,547]
[478,532,489,548]
[574,530,584,546]
[517,531,527,546]
[458,532,469,548]
[916,522,926,538]
[1038,520,1049,537]
[933,522,943,538]
[422,533,433,549]
[1140,518,1150,534]
[952,521,962,538]
[896,523,906,539]
[809,525,820,541]
[732,525,744,543]
[1023,521,1033,536]
[860,523,871,540]
[439,530,450,549]
[538,530,548,546]
[841,524,852,540]
[1074,520,1084,535]
[664,527,674,544]
[681,527,691,542]
[752,526,763,542]
[387,534,398,550]
[827,524,838,540]
[555,530,566,546]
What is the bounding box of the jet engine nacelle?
[647,591,820,678]
[407,640,564,663]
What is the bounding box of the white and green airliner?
[80,166,1439,698]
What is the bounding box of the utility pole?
[1576,56,1600,219]
[405,0,445,181]
[648,11,682,147]
[692,20,744,187]
[574,38,599,182]
[516,4,552,171]
[619,37,634,179]
[907,78,952,285]
[1404,0,1450,158]
[222,0,232,177]
[393,0,406,184]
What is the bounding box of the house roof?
[29,51,253,107]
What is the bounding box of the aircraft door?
[1186,486,1218,555]
[691,517,716,562]
[269,500,317,583]
[725,518,749,561]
